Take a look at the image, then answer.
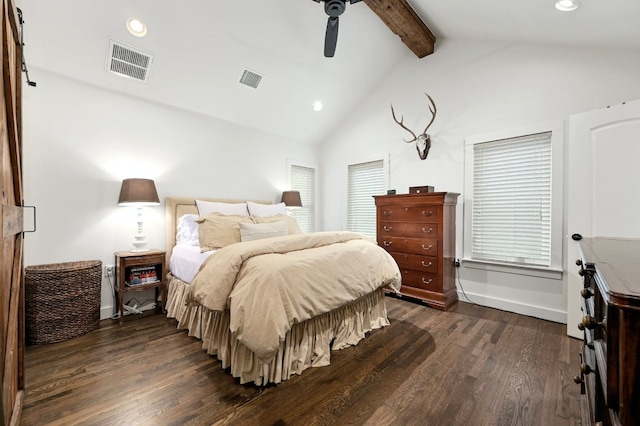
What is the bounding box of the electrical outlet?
[454,259,461,268]
[104,265,115,278]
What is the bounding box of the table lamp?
[280,191,302,208]
[118,178,160,252]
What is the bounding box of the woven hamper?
[25,260,102,345]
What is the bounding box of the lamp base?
[129,206,152,252]
[131,234,149,252]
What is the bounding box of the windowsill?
[461,258,564,280]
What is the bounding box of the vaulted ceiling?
[16,0,640,144]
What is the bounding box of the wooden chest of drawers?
[576,237,640,426]
[374,192,459,310]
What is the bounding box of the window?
[289,164,316,233]
[464,124,563,278]
[347,159,385,238]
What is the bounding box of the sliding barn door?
[0,0,24,424]
[566,98,640,338]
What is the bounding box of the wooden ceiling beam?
[363,0,436,58]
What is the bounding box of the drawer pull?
[580,288,593,299]
[383,210,392,216]
[421,261,433,268]
[383,225,393,231]
[383,241,392,247]
[577,315,602,331]
[580,363,594,375]
[422,278,432,285]
[422,227,433,234]
[573,355,594,385]
[421,210,434,217]
[421,244,433,251]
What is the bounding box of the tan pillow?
[196,213,252,251]
[239,220,288,242]
[252,214,302,234]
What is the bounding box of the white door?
[566,99,640,337]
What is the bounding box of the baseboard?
[100,306,114,320]
[457,290,567,324]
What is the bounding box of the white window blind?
[472,132,552,267]
[348,160,384,238]
[289,164,315,233]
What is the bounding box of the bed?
[164,196,401,385]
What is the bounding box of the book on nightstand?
[126,266,158,286]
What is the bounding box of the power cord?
[455,261,477,305]
[106,273,115,298]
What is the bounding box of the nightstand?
[114,249,166,325]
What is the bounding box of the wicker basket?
[25,260,102,345]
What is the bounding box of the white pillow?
[239,220,288,242]
[196,200,248,217]
[176,214,200,246]
[246,201,287,217]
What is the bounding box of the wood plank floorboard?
[20,297,582,426]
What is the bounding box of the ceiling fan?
[312,0,362,57]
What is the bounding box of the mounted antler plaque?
[391,92,437,160]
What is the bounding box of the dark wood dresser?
[576,237,640,426]
[374,192,459,310]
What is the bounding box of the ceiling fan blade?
[324,16,339,57]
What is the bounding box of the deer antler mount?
[391,93,437,160]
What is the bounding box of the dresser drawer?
[400,269,438,291]
[379,222,439,239]
[379,237,438,256]
[377,205,440,223]
[389,252,438,274]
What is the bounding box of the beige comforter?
[187,231,401,362]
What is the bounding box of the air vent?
[105,40,153,82]
[239,69,262,89]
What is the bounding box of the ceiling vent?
[105,39,153,83]
[239,69,262,89]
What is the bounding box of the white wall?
[319,39,640,323]
[23,39,640,325]
[22,69,318,319]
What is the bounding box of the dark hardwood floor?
[20,297,582,426]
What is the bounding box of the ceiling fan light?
[555,0,579,12]
[127,18,147,37]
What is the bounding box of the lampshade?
[280,191,302,208]
[118,178,160,206]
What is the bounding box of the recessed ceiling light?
[555,0,579,12]
[127,18,147,37]
[312,100,324,112]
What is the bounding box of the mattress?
[169,243,215,284]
